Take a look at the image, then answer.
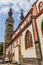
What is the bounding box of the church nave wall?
[21,24,36,58]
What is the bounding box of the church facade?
[5,0,43,65]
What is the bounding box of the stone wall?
[41,57,43,65]
[20,57,43,65]
[20,58,38,65]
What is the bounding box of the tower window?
[41,20,43,36]
[8,24,12,27]
[25,30,33,49]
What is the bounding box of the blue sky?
[0,0,36,42]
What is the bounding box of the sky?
[0,0,36,42]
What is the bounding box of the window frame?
[25,30,33,49]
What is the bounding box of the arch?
[25,30,33,49]
[41,20,43,36]
[38,1,43,11]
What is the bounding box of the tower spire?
[8,8,13,17]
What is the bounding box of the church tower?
[4,8,14,48]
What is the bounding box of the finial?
[20,12,24,20]
[8,8,13,17]
[21,12,23,15]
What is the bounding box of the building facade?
[5,0,43,65]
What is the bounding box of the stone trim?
[20,58,38,65]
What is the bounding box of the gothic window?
[25,30,33,49]
[38,1,43,11]
[41,20,43,36]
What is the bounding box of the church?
[4,0,43,65]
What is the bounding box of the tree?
[0,42,3,55]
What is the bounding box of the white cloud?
[0,7,9,14]
[29,0,36,5]
[0,0,36,14]
[0,0,10,4]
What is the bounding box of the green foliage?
[0,42,3,55]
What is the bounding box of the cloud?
[0,0,36,14]
[0,0,9,4]
[29,0,36,5]
[0,7,9,14]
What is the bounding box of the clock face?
[38,1,43,11]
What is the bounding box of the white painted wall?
[21,24,36,58]
[36,13,43,56]
[15,46,19,62]
[12,42,15,52]
[12,42,15,61]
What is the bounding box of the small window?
[41,20,43,36]
[25,30,33,49]
[8,24,12,27]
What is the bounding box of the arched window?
[25,30,33,49]
[41,20,43,36]
[38,1,43,11]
